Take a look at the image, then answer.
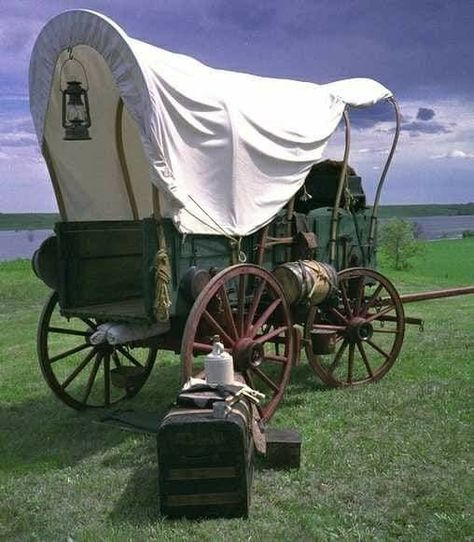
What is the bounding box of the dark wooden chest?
[157,402,254,518]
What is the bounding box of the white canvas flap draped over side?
[29,10,393,236]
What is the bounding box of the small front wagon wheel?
[180,264,294,423]
[304,268,405,387]
[37,292,157,409]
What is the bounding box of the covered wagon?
[30,10,409,421]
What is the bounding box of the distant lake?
[380,215,474,240]
[0,229,53,261]
[0,215,473,261]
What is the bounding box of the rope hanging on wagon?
[186,195,239,243]
[154,248,172,322]
[186,194,247,263]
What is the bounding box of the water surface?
[1,214,473,261]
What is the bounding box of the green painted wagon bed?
[29,10,473,422]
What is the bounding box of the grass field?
[1,203,473,230]
[0,239,473,541]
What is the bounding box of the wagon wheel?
[38,291,157,410]
[304,267,405,387]
[181,264,294,423]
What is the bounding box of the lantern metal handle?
[59,47,90,92]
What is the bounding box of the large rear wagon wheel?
[304,268,405,387]
[181,264,294,423]
[38,292,157,410]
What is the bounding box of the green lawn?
[0,240,473,541]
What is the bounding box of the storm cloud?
[416,108,436,121]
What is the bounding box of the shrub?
[379,218,422,270]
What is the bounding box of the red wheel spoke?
[329,339,348,374]
[372,327,399,334]
[347,343,355,384]
[245,279,266,332]
[254,325,288,344]
[237,274,246,336]
[192,341,213,353]
[244,369,256,390]
[61,348,96,390]
[48,327,90,337]
[264,354,288,364]
[50,343,90,363]
[356,341,373,378]
[249,298,281,338]
[116,346,144,368]
[251,366,279,392]
[366,304,396,324]
[330,307,348,324]
[339,281,353,319]
[312,323,346,332]
[202,310,235,347]
[104,354,111,406]
[80,318,97,330]
[112,351,122,369]
[218,285,238,340]
[191,341,231,354]
[355,276,365,315]
[366,339,390,359]
[82,353,102,404]
[360,284,383,317]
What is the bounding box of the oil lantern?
[62,80,91,141]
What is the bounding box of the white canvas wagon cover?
[29,10,392,236]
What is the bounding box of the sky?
[0,0,473,212]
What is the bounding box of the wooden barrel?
[273,260,337,305]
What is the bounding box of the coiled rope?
[154,248,172,322]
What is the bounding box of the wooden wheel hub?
[233,338,264,371]
[345,317,373,343]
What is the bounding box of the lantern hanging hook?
[59,46,90,92]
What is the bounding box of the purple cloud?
[401,120,451,135]
[416,107,435,121]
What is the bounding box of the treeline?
[0,213,60,231]
[0,203,473,230]
[378,203,474,218]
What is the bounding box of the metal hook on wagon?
[236,237,247,263]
